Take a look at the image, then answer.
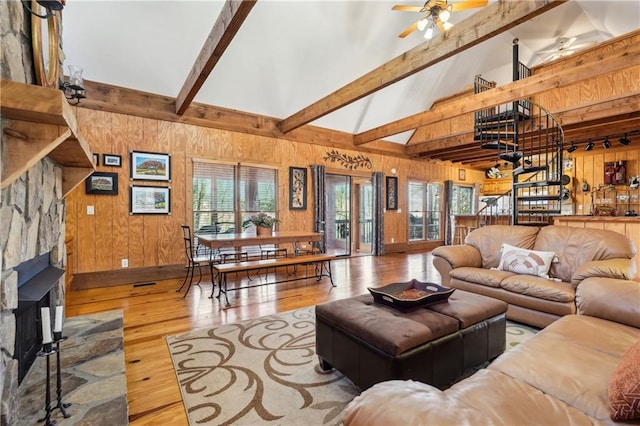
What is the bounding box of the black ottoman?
[315,289,507,390]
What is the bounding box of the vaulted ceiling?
[62,0,640,170]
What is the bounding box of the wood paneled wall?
[66,108,481,275]
[570,148,640,215]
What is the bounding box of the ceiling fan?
[393,0,488,39]
[535,36,598,63]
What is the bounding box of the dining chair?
[177,224,213,298]
[294,241,321,256]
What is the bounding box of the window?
[451,185,475,215]
[408,181,443,241]
[192,161,278,235]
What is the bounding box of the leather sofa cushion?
[426,290,507,328]
[466,225,540,268]
[315,295,459,356]
[535,226,637,283]
[488,315,640,422]
[500,275,575,303]
[449,267,514,288]
[342,379,499,426]
[445,369,596,425]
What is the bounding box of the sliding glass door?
[325,174,351,256]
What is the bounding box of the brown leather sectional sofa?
[342,277,640,425]
[432,225,637,328]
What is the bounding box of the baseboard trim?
[70,264,208,290]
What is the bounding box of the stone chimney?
[0,3,67,423]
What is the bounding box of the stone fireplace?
[0,158,66,425]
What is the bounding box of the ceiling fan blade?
[450,0,489,12]
[398,21,419,38]
[392,5,425,12]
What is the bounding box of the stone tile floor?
[17,310,128,425]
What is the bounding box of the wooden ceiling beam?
[175,0,257,115]
[80,79,407,159]
[278,0,566,134]
[355,41,639,145]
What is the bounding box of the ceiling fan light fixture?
[417,17,428,31]
[443,21,453,30]
[439,9,450,23]
[424,25,434,40]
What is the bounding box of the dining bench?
[210,254,337,306]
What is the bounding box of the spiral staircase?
[474,40,565,226]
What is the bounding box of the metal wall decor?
[323,149,372,170]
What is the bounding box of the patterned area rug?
[167,307,537,426]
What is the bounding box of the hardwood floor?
[65,251,438,425]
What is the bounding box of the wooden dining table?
[194,230,323,250]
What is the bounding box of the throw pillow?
[498,243,556,278]
[609,339,640,421]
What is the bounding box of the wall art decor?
[458,168,466,181]
[130,150,171,181]
[103,154,122,167]
[92,153,99,166]
[323,149,372,170]
[289,167,307,210]
[85,172,118,195]
[604,161,626,185]
[386,176,398,210]
[129,185,171,214]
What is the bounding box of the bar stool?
[453,226,467,245]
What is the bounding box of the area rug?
[167,307,537,426]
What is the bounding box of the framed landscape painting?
[129,185,171,214]
[85,172,118,195]
[130,150,171,181]
[103,154,122,167]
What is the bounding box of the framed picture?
[289,167,307,210]
[130,150,171,181]
[386,176,398,211]
[129,185,171,215]
[93,153,99,166]
[85,172,118,195]
[103,154,122,167]
[458,168,466,181]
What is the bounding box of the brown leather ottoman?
[315,289,507,390]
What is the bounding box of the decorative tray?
[368,279,455,310]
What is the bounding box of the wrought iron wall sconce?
[59,65,86,105]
